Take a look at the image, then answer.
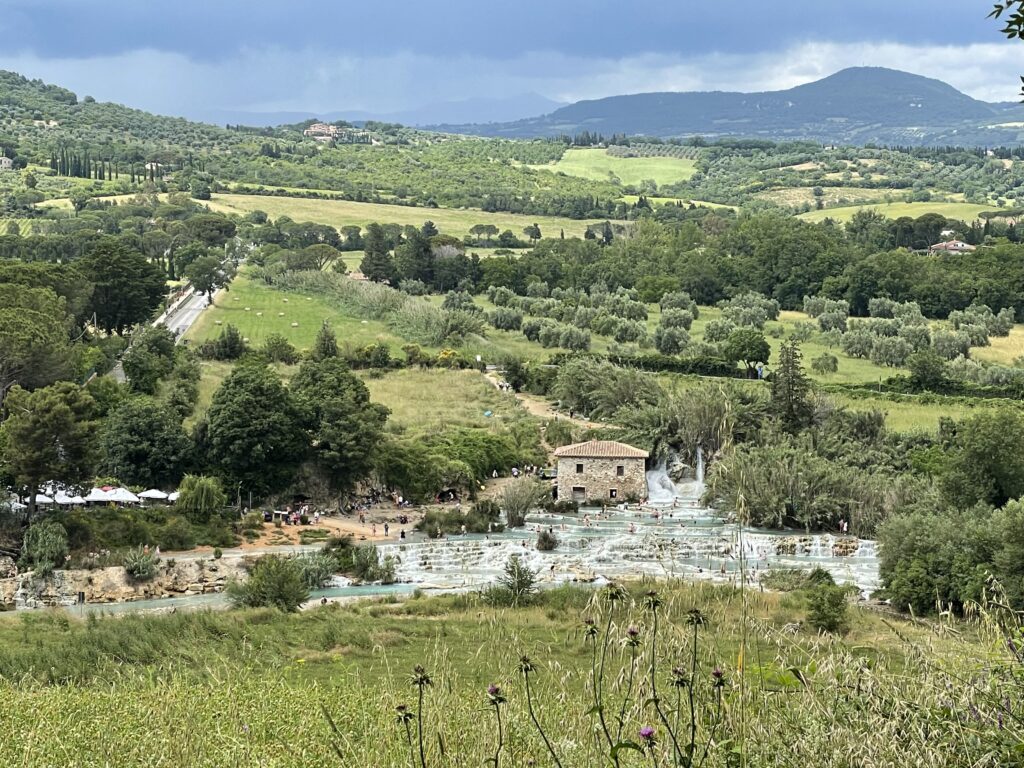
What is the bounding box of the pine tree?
[770,340,814,433]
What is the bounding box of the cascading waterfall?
[374,504,880,598]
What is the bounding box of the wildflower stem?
[650,606,685,766]
[598,608,616,757]
[688,620,699,764]
[417,683,427,768]
[404,719,416,768]
[616,644,638,742]
[493,704,503,768]
[523,667,563,768]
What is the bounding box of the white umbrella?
[69,495,86,505]
[138,489,169,500]
[34,494,54,505]
[167,491,180,502]
[54,492,75,505]
[107,488,140,504]
[84,487,111,503]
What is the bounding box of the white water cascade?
[368,444,880,599]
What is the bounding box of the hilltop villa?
[553,440,649,504]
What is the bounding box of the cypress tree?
[312,321,338,361]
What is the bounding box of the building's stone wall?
[556,457,647,504]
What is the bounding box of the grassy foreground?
[0,582,1018,767]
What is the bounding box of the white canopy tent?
[168,491,180,503]
[53,492,86,505]
[138,489,168,500]
[33,494,54,505]
[106,488,140,504]
[84,488,112,503]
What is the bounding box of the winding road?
[110,289,213,382]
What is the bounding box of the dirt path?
[484,370,606,430]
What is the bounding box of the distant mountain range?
[436,68,1024,147]
[196,93,565,128]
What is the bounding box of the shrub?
[817,311,847,333]
[613,320,647,344]
[720,292,780,327]
[703,318,736,343]
[932,330,971,360]
[339,545,398,584]
[559,326,591,351]
[660,308,694,330]
[211,325,246,360]
[484,555,538,607]
[123,547,161,582]
[176,475,227,524]
[398,279,428,296]
[544,418,574,448]
[159,516,195,550]
[295,552,337,589]
[213,547,223,560]
[522,319,543,342]
[789,322,816,342]
[536,529,558,551]
[262,334,298,364]
[805,581,849,633]
[654,326,690,355]
[18,521,68,577]
[660,291,698,316]
[870,337,913,368]
[441,291,480,314]
[227,555,309,612]
[810,353,838,374]
[499,479,547,527]
[841,330,874,359]
[488,308,522,331]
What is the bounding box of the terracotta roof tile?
[553,440,649,459]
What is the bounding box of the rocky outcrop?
[772,535,860,558]
[2,556,254,610]
[831,537,860,557]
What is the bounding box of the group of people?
[494,464,542,479]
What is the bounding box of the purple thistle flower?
[711,668,726,687]
[639,725,656,744]
[487,683,506,705]
[625,625,642,648]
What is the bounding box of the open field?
[361,367,520,434]
[968,324,1024,366]
[757,186,887,208]
[204,193,605,238]
[532,147,697,187]
[183,273,405,351]
[620,194,735,210]
[798,200,996,224]
[0,582,1009,767]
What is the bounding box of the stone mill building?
[553,440,649,504]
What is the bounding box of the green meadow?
[533,147,697,187]
[204,193,604,238]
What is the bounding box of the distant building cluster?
[302,122,376,144]
[929,240,976,253]
[0,156,12,170]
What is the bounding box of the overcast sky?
[0,0,1019,119]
